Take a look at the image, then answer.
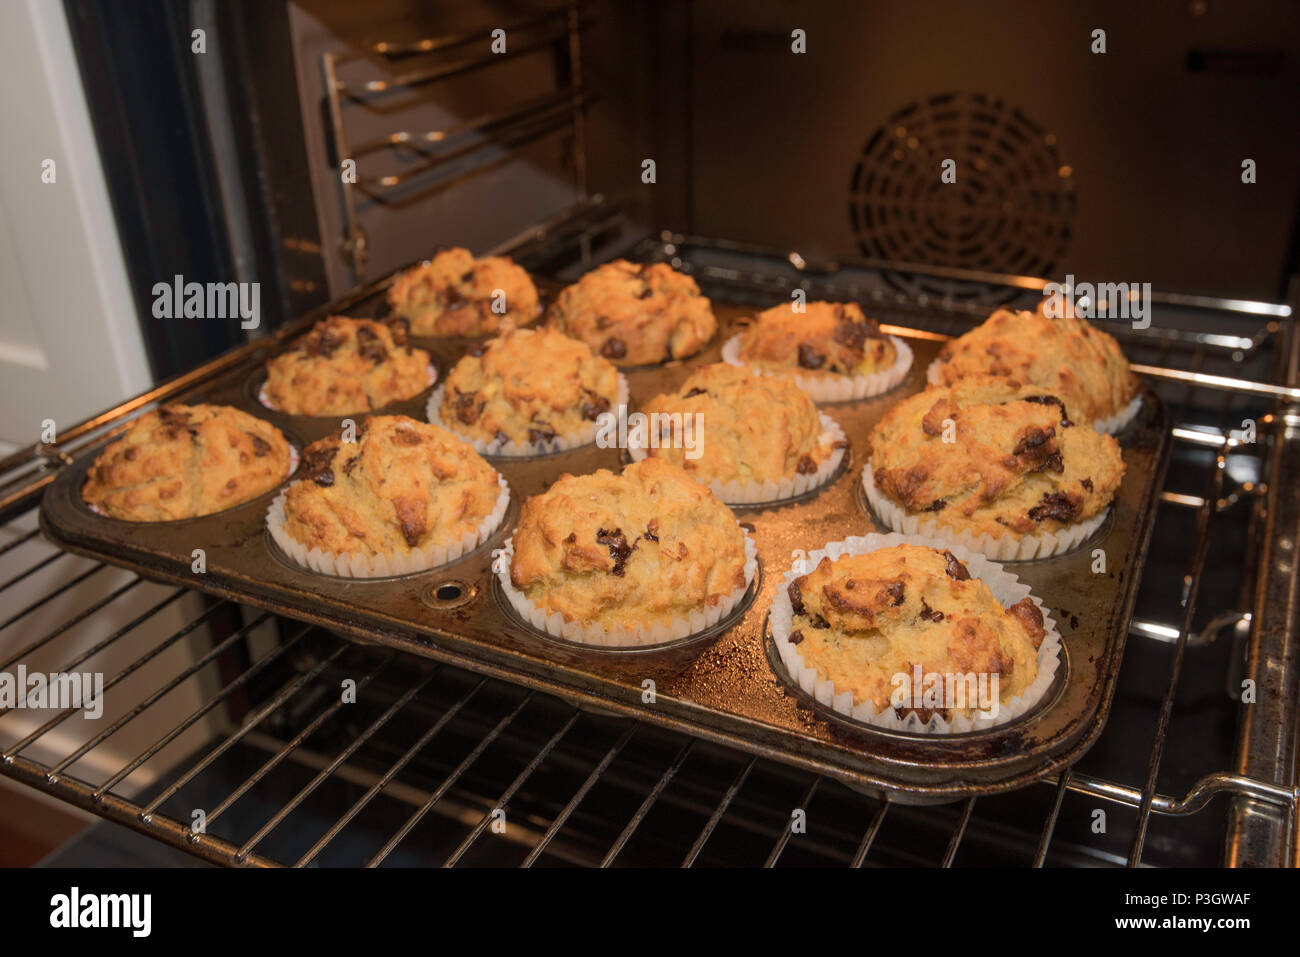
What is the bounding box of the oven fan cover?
[849,92,1075,305]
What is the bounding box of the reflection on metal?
[319,6,592,283]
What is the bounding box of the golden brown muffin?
[639,363,841,485]
[932,306,1137,425]
[438,325,621,448]
[736,301,896,380]
[547,260,716,366]
[82,404,292,522]
[264,316,432,416]
[509,458,748,630]
[281,415,501,557]
[785,544,1045,721]
[386,247,540,336]
[869,376,1125,539]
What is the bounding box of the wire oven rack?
[1,212,1297,867]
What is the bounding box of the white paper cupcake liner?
[860,462,1108,561]
[426,375,630,457]
[1092,393,1143,435]
[770,532,1063,734]
[721,333,913,401]
[925,358,1142,435]
[259,364,438,414]
[627,413,847,505]
[266,473,510,578]
[496,530,759,648]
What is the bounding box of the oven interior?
[1,0,1297,867]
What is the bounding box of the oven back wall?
[685,0,1300,301]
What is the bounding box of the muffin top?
[737,301,896,379]
[281,414,500,557]
[869,376,1125,539]
[439,325,621,447]
[386,247,540,336]
[509,458,748,629]
[547,260,717,366]
[265,316,432,416]
[933,306,1136,425]
[786,544,1045,720]
[82,404,292,522]
[640,363,840,484]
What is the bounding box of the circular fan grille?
[848,92,1075,304]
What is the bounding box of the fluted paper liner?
[267,473,510,578]
[769,532,1063,734]
[627,413,847,505]
[426,374,629,457]
[259,364,438,413]
[861,462,1108,560]
[496,531,758,648]
[925,358,1142,435]
[721,333,912,401]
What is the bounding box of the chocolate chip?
[248,433,271,457]
[392,428,423,446]
[1081,477,1094,492]
[1022,394,1073,428]
[943,550,971,581]
[919,599,944,622]
[788,578,806,616]
[796,343,825,369]
[302,445,337,486]
[529,425,557,445]
[637,286,655,299]
[1012,426,1064,473]
[355,326,388,363]
[683,387,708,398]
[885,581,905,606]
[455,391,482,425]
[923,498,947,512]
[830,316,883,351]
[382,316,410,346]
[796,454,818,475]
[788,630,805,645]
[595,528,634,576]
[460,270,475,283]
[1028,492,1078,523]
[308,328,343,358]
[1012,427,1050,456]
[581,392,611,421]
[644,518,659,542]
[600,337,627,360]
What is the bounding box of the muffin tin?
[38,266,1171,803]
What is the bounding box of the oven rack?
[1,226,1296,867]
[322,3,592,281]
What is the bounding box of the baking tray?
[38,266,1172,803]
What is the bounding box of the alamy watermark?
[0,667,103,718]
[152,275,260,330]
[595,405,704,460]
[1042,273,1151,330]
[890,665,1000,719]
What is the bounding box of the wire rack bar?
[367,691,536,867]
[300,675,489,867]
[601,738,696,867]
[443,709,582,867]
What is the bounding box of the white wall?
[0,0,152,454]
